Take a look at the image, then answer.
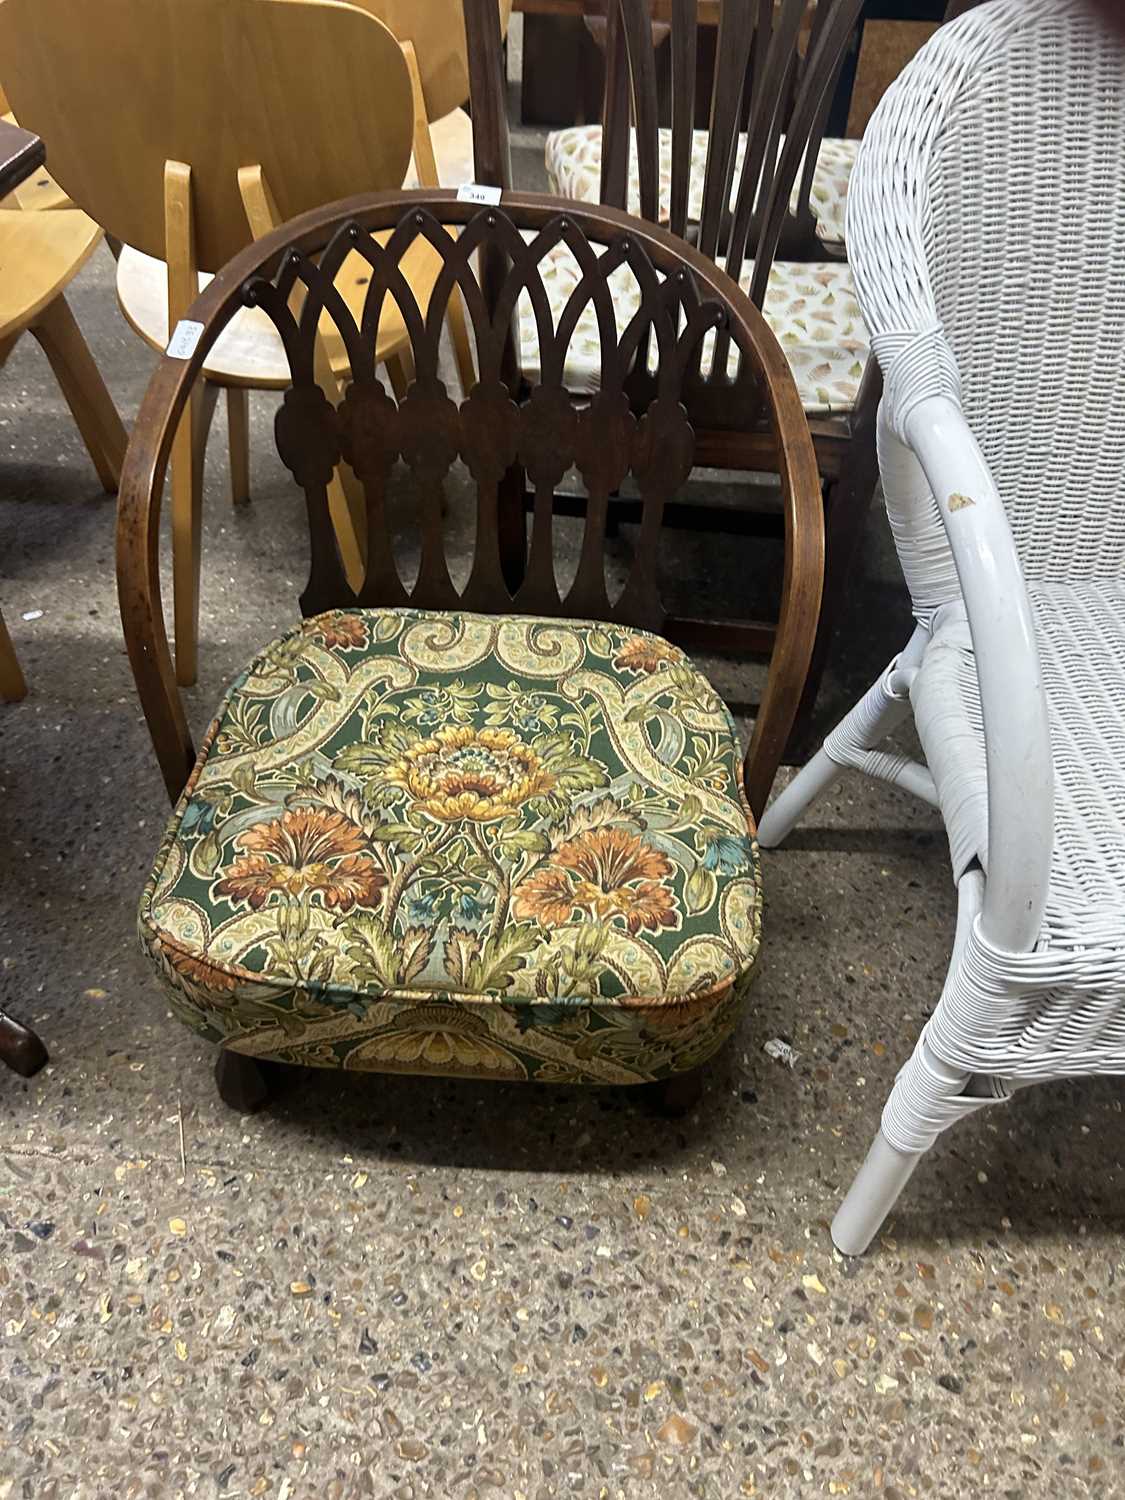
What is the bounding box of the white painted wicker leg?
[756,746,844,848]
[833,868,998,1253]
[758,630,932,848]
[831,1131,925,1255]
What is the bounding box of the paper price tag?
[166,319,204,359]
[456,182,503,206]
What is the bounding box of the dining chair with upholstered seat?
[117,189,824,1114]
[469,0,873,782]
[538,2,1002,744]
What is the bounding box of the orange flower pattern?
[214,808,386,912]
[612,636,680,676]
[312,611,369,652]
[515,827,679,936]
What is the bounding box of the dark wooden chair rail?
[596,0,867,266]
[532,0,879,751]
[116,190,823,821]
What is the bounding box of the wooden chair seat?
[115,236,448,388]
[404,105,476,190]
[0,207,101,338]
[518,236,868,416]
[547,123,858,253]
[138,606,761,1085]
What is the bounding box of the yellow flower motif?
[384,725,557,823]
[348,1005,527,1078]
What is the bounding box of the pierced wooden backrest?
[0,0,414,270]
[599,0,865,281]
[120,193,822,815]
[348,0,513,122]
[246,201,770,630]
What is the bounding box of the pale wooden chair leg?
[0,604,28,702]
[170,380,218,688]
[386,348,414,403]
[29,293,127,493]
[326,464,368,592]
[226,386,251,506]
[446,289,476,396]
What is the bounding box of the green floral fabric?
[140,609,761,1084]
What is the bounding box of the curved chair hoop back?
[0,0,415,268]
[117,190,824,814]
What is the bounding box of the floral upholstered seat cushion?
[517,242,868,417]
[140,610,761,1085]
[545,125,858,251]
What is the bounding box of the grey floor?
[2,174,1124,1497]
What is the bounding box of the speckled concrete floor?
[3,194,1125,1497]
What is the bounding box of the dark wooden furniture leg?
[215,1048,282,1112]
[786,364,882,756]
[0,1009,49,1077]
[648,1064,705,1117]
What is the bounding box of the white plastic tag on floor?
[763,1037,799,1070]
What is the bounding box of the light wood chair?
[0,0,463,688]
[0,119,127,706]
[0,114,104,1079]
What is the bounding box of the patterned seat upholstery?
[518,241,868,417]
[542,127,868,415]
[139,609,761,1085]
[546,125,858,251]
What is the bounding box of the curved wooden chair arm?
[117,188,823,815]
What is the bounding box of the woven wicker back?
[848,0,1125,601]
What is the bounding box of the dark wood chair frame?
[0,118,51,1080]
[118,190,822,812]
[117,191,823,1112]
[465,0,876,751]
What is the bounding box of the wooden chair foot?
[0,1010,49,1077]
[214,1048,282,1112]
[648,1065,705,1118]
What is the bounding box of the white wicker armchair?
[759,0,1125,1253]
